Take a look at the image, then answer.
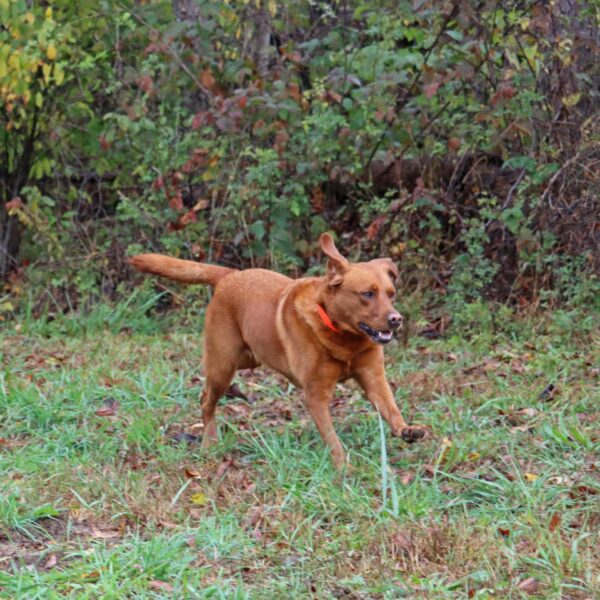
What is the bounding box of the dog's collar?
[316,304,341,334]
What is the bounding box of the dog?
[129,233,427,469]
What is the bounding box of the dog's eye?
[361,290,375,299]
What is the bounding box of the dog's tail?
[128,254,235,287]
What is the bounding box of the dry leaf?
[95,397,118,417]
[43,553,58,569]
[548,513,561,532]
[149,580,174,592]
[524,472,538,483]
[400,472,414,485]
[184,467,201,479]
[517,576,539,594]
[92,528,120,539]
[244,507,264,529]
[391,531,412,553]
[190,492,208,506]
[215,455,234,479]
[517,407,537,418]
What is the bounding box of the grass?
[0,301,599,599]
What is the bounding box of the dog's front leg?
[353,359,427,444]
[304,380,346,470]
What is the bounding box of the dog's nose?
[387,312,403,330]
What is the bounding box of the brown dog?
[129,234,426,468]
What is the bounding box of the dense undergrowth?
[1,0,599,317]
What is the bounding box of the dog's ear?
[370,258,399,282]
[320,233,348,286]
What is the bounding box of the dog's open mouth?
[358,322,394,344]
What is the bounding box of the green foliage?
[0,0,597,314]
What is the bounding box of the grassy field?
[1,302,599,599]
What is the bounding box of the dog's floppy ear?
[370,258,399,282]
[320,233,348,286]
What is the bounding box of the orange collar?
[317,304,341,334]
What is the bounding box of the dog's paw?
[400,426,428,444]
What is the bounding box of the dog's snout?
[387,312,403,329]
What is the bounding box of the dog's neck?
[316,303,341,333]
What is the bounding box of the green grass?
[0,304,598,599]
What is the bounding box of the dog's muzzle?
[357,322,394,344]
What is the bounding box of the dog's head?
[320,233,402,345]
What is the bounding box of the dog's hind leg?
[200,361,236,448]
[200,314,246,449]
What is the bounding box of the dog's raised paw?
[400,426,428,444]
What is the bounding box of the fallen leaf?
[524,472,538,483]
[215,455,234,479]
[497,527,511,538]
[184,467,201,479]
[569,484,598,500]
[421,464,436,478]
[548,513,561,532]
[149,580,174,592]
[95,397,118,417]
[43,553,58,569]
[391,531,412,553]
[92,528,120,539]
[400,472,414,485]
[517,576,539,594]
[244,506,264,529]
[190,492,208,506]
[516,407,537,418]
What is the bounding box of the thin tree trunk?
[255,8,271,79]
[0,213,20,281]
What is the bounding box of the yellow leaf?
[54,65,64,85]
[47,44,57,61]
[467,452,481,461]
[190,492,208,506]
[35,91,43,108]
[24,12,34,24]
[201,166,217,181]
[562,93,581,107]
[45,6,53,20]
[8,53,20,72]
[524,472,538,482]
[0,60,6,78]
[42,63,52,84]
[268,0,277,17]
